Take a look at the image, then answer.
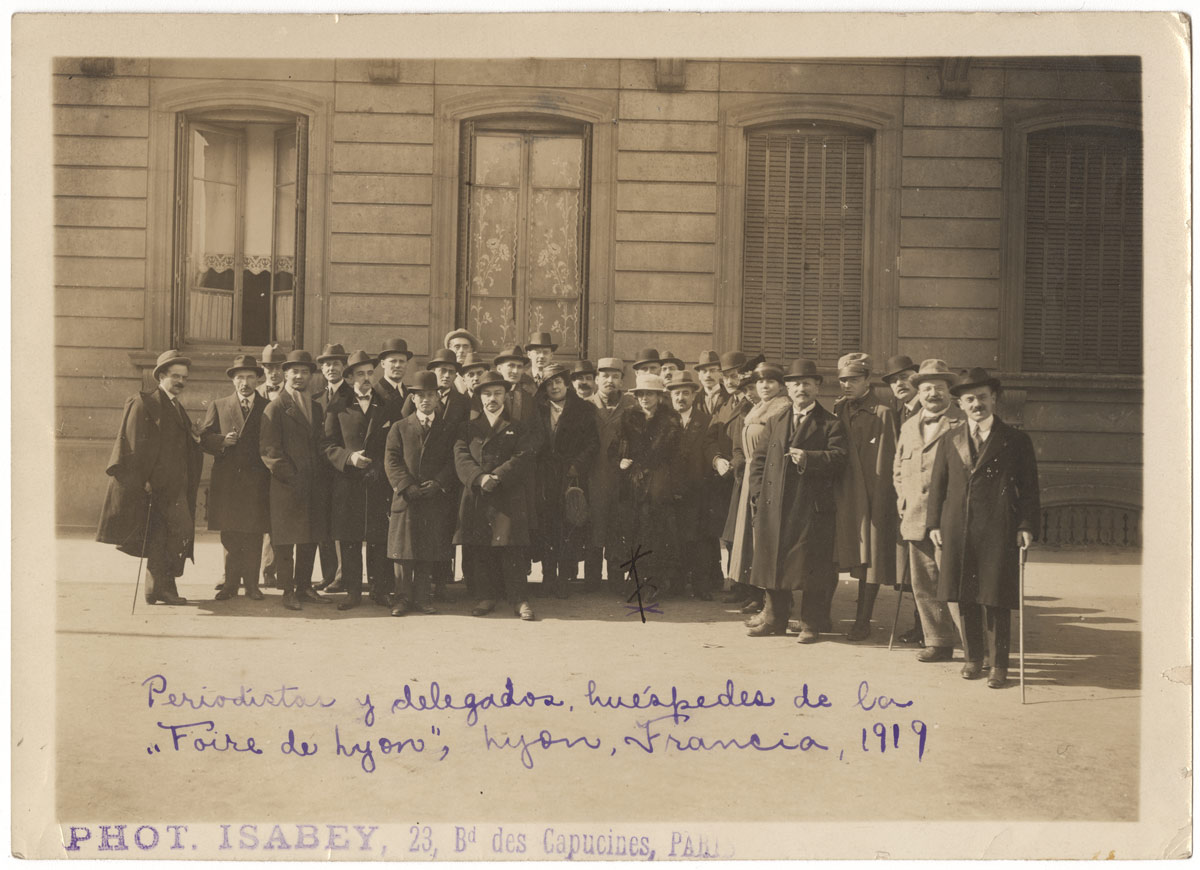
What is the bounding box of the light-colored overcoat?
[893,405,966,542]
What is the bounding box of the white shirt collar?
[160,386,176,403]
[417,410,434,425]
[793,400,816,417]
[679,408,692,427]
[484,408,503,428]
[905,396,921,412]
[969,415,994,439]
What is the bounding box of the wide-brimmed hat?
[837,352,871,379]
[344,350,376,374]
[881,354,918,384]
[225,354,264,378]
[719,350,747,373]
[378,338,414,361]
[632,348,661,370]
[476,371,509,391]
[910,358,958,388]
[526,331,558,351]
[443,328,480,350]
[783,358,823,384]
[596,357,624,373]
[666,370,700,391]
[571,359,597,380]
[493,344,529,366]
[409,370,439,393]
[459,352,490,373]
[659,350,685,369]
[259,343,287,366]
[695,350,722,370]
[426,348,460,372]
[152,349,192,380]
[950,366,1002,397]
[749,363,786,385]
[631,373,667,393]
[536,363,573,391]
[317,343,349,364]
[282,349,318,372]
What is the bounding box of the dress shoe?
[414,602,438,615]
[899,626,925,645]
[295,589,328,604]
[747,621,786,637]
[390,600,409,617]
[917,646,954,663]
[281,593,301,611]
[517,602,536,621]
[740,600,763,614]
[472,599,497,617]
[987,667,1008,689]
[745,614,767,628]
[797,629,820,644]
[337,597,361,611]
[845,619,872,642]
[214,582,224,590]
[245,587,265,601]
[323,580,346,594]
[157,590,188,606]
[214,588,236,601]
[961,661,984,680]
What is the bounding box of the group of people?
[97,327,1040,687]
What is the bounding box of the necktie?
[421,416,431,434]
[241,397,252,419]
[970,426,984,464]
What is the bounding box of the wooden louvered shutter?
[1022,127,1142,373]
[742,128,868,365]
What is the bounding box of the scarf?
[743,393,791,428]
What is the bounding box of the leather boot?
[846,580,878,641]
[160,575,187,605]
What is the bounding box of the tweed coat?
[199,391,270,533]
[927,417,1040,610]
[385,409,459,561]
[259,388,329,545]
[321,390,393,543]
[453,409,536,548]
[96,388,203,558]
[832,391,899,584]
[534,391,599,554]
[748,402,849,591]
[586,391,638,549]
[893,405,966,542]
[674,406,712,543]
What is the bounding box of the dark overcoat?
[748,402,848,591]
[96,389,203,558]
[614,407,683,562]
[384,410,459,561]
[401,387,471,431]
[453,409,536,548]
[927,417,1040,610]
[199,392,270,533]
[374,377,412,426]
[505,383,544,539]
[675,407,712,542]
[321,390,393,543]
[703,394,750,541]
[587,392,637,549]
[534,391,600,554]
[833,392,899,584]
[259,389,329,545]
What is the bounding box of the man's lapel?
[951,425,973,471]
[973,419,1005,474]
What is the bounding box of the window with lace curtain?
[173,109,308,348]
[456,116,591,358]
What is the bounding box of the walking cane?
[130,492,154,615]
[1019,543,1028,704]
[888,586,905,651]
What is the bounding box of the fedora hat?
[881,354,918,384]
[426,348,461,372]
[719,350,747,373]
[837,352,871,379]
[536,363,573,391]
[950,366,1002,397]
[493,344,528,366]
[910,358,958,388]
[316,343,349,364]
[409,370,440,393]
[282,349,318,372]
[459,352,490,373]
[659,350,685,369]
[259,343,287,365]
[344,350,377,374]
[476,370,509,391]
[596,357,625,373]
[443,328,480,350]
[526,331,558,351]
[570,359,597,380]
[631,373,667,393]
[152,349,192,380]
[225,354,264,378]
[632,348,661,370]
[378,338,414,361]
[783,358,824,383]
[666,370,700,391]
[694,350,722,370]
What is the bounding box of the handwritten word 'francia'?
[586,679,775,725]
[142,675,335,711]
[389,678,564,727]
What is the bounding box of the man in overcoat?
[893,359,965,661]
[702,351,751,603]
[882,353,923,644]
[929,368,1040,689]
[374,338,415,422]
[200,354,270,601]
[666,370,714,599]
[587,357,637,591]
[314,343,352,592]
[747,358,848,641]
[259,349,331,611]
[454,371,538,621]
[97,349,202,606]
[256,343,288,588]
[496,344,543,567]
[695,350,730,418]
[833,352,899,641]
[385,369,459,616]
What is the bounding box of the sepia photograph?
[12,11,1191,861]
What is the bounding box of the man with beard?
[587,357,637,592]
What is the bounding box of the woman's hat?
[536,363,572,391]
[152,349,192,380]
[631,373,667,393]
[225,354,264,378]
[749,363,785,384]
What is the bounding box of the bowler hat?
[881,354,918,384]
[666,370,700,390]
[632,348,661,369]
[378,338,414,361]
[316,343,349,364]
[837,352,871,379]
[659,350,685,369]
[950,366,1002,397]
[259,343,287,366]
[225,354,264,379]
[282,349,318,372]
[344,350,376,374]
[493,344,529,366]
[443,328,480,350]
[695,350,722,370]
[459,352,489,373]
[719,350,747,373]
[571,359,597,380]
[152,349,192,380]
[409,370,440,393]
[476,371,509,391]
[783,359,823,384]
[631,373,667,393]
[526,332,558,351]
[596,357,624,373]
[536,363,572,391]
[910,359,958,388]
[426,349,461,372]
